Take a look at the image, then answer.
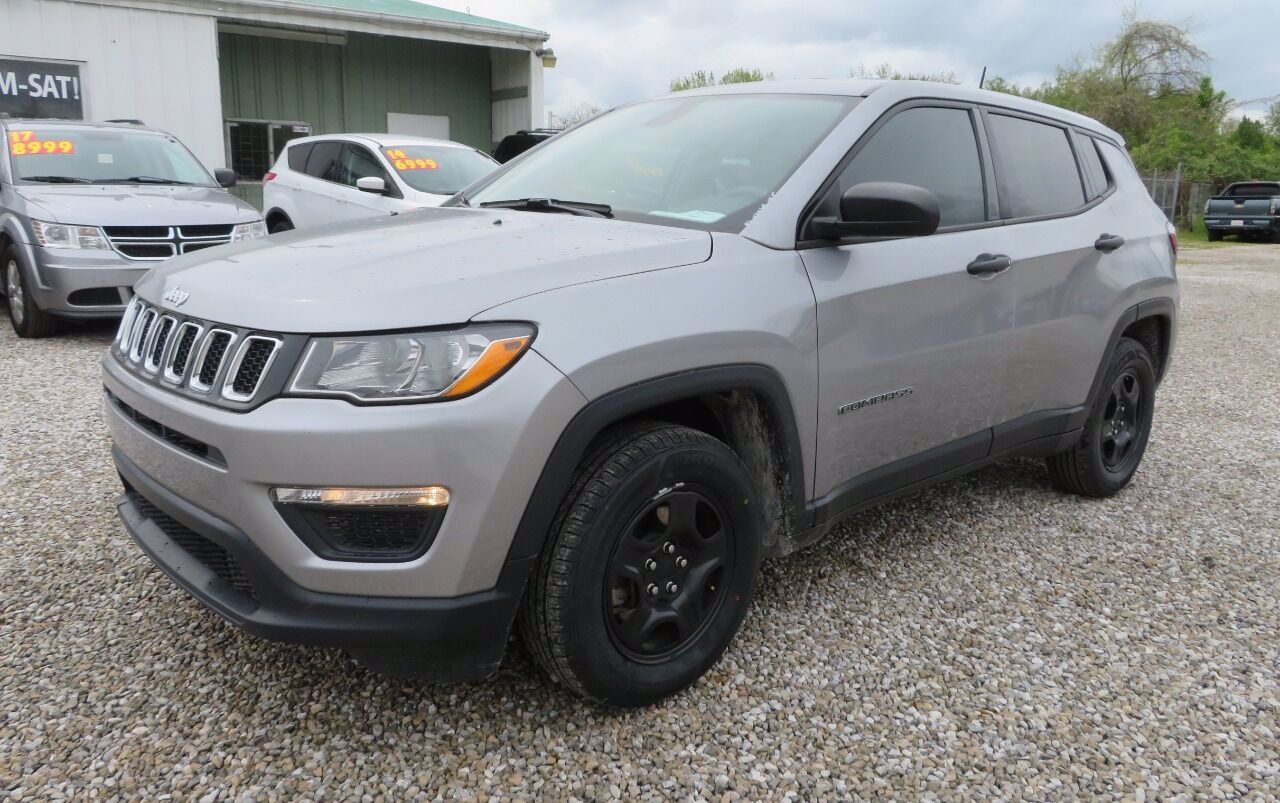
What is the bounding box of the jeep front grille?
[111,299,287,407]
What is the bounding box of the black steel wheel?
[604,488,734,663]
[520,423,762,707]
[1047,336,1156,497]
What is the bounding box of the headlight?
[287,323,535,403]
[231,220,268,241]
[31,220,108,249]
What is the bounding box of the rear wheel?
[1046,337,1155,497]
[519,424,761,707]
[4,245,57,338]
[1206,228,1222,242]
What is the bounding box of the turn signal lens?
[273,486,450,507]
[441,336,531,398]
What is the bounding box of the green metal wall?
[218,31,492,147]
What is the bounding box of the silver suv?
[1,119,265,337]
[103,81,1178,707]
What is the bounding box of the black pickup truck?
[1204,181,1280,242]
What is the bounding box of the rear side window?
[304,141,342,182]
[838,106,986,227]
[287,143,313,172]
[988,114,1085,218]
[1077,136,1110,200]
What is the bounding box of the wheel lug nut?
[665,581,679,594]
[644,559,658,572]
[675,556,688,569]
[646,583,659,597]
[663,542,676,554]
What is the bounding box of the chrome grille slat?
[221,336,282,402]
[164,322,204,384]
[129,309,157,362]
[189,329,237,393]
[144,316,176,374]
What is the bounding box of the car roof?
[667,78,1125,144]
[286,132,477,150]
[0,118,170,135]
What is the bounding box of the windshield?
[381,145,497,195]
[7,125,215,186]
[466,94,858,232]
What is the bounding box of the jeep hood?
[15,184,260,226]
[135,208,713,332]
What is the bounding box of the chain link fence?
[1140,164,1219,231]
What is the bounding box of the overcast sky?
[429,0,1279,123]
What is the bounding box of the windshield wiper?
[22,175,93,184]
[478,197,613,218]
[98,176,193,185]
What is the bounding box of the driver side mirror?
[812,181,940,240]
[214,168,237,188]
[356,176,388,195]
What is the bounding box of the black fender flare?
[504,364,809,564]
[1076,297,1176,428]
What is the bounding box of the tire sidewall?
[5,245,38,337]
[561,441,761,705]
[1082,339,1156,494]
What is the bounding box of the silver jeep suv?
[1,119,265,337]
[103,81,1178,706]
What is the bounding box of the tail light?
[263,171,277,183]
[1166,221,1178,258]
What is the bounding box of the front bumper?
[23,242,147,317]
[115,447,534,681]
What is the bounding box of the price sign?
[8,130,75,155]
[383,149,439,171]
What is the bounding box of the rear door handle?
[966,253,1012,277]
[1095,233,1126,253]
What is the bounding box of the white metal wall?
[490,46,539,143]
[0,0,226,169]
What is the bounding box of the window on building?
[988,114,1085,218]
[226,120,313,181]
[838,106,987,227]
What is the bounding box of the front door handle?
[967,253,1012,277]
[1095,233,1126,253]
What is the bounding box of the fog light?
[273,486,450,507]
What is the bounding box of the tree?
[849,63,959,84]
[669,67,773,93]
[1231,117,1267,150]
[1265,100,1280,137]
[1103,8,1207,93]
[548,102,602,128]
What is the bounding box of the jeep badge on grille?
[163,287,189,307]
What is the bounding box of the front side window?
[837,106,987,227]
[336,144,388,187]
[7,125,214,185]
[467,94,859,232]
[988,114,1085,218]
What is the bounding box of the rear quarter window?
[1077,136,1111,200]
[988,113,1085,218]
[287,143,314,172]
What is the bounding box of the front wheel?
[519,424,762,707]
[1046,336,1156,497]
[5,245,57,338]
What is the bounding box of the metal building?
[0,0,551,205]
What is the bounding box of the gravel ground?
[2,244,1278,801]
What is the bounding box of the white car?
[261,133,498,232]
